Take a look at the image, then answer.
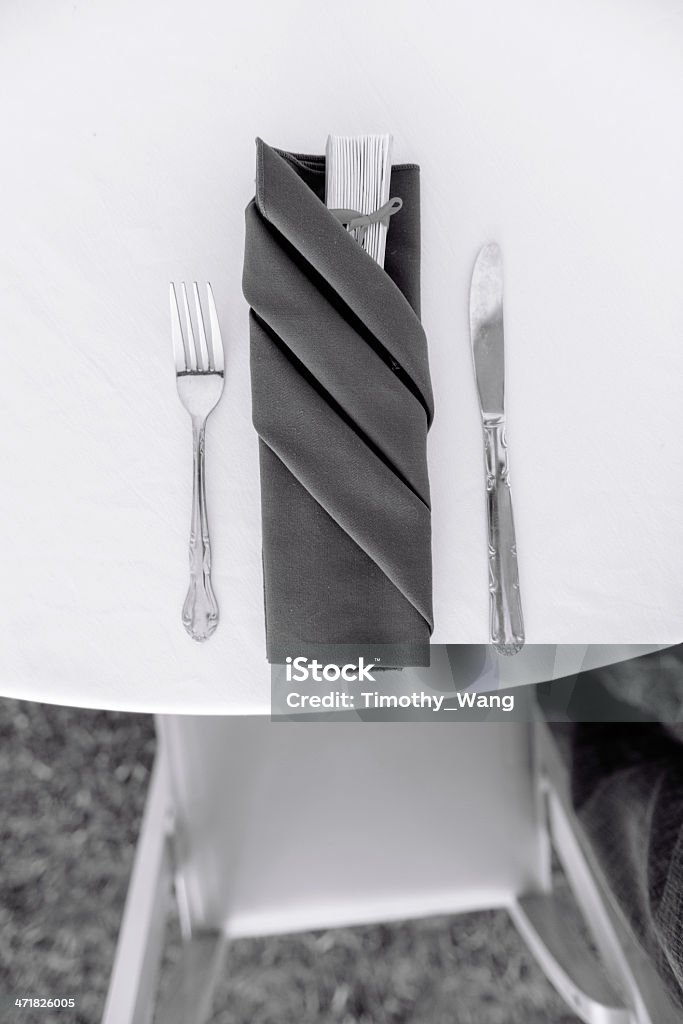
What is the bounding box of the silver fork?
[170,282,225,642]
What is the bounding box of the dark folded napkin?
[243,139,433,666]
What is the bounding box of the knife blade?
[469,243,525,655]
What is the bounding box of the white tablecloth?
[1,0,681,713]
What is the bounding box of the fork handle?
[182,416,219,642]
[484,419,524,655]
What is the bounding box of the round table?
[0,0,681,713]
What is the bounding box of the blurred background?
[0,697,579,1023]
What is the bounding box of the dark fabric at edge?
[547,650,683,1008]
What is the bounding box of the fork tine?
[206,283,224,374]
[170,283,187,372]
[192,282,212,372]
[180,282,199,371]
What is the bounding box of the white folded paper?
[325,133,394,268]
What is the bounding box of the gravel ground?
[0,698,578,1024]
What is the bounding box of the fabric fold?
[243,140,434,665]
[544,649,683,1010]
[250,139,434,423]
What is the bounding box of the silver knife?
[469,242,525,655]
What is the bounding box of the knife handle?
[483,419,525,655]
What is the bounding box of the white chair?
[102,648,679,1024]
